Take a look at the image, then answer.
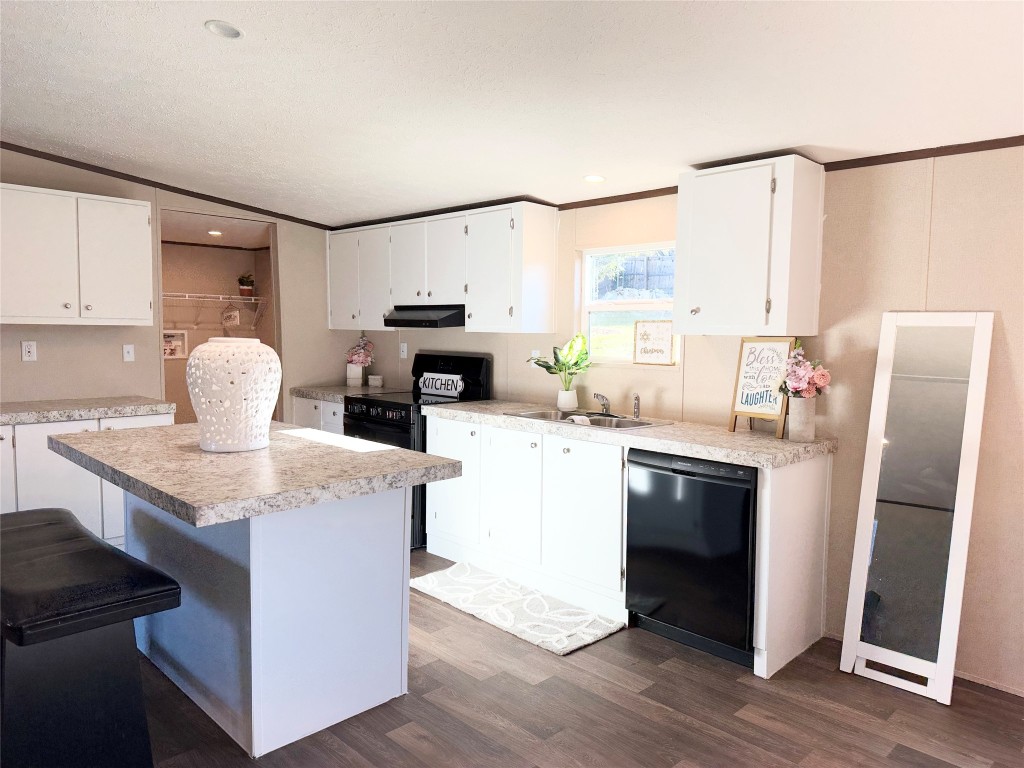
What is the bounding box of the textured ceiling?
[160,210,271,249]
[1,2,1021,227]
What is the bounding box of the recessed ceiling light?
[208,230,223,237]
[584,175,606,183]
[204,20,243,39]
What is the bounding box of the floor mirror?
[840,311,993,704]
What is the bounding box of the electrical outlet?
[21,341,37,362]
[530,349,541,367]
[122,344,135,363]
[399,342,408,359]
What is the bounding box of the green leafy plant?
[238,273,255,287]
[527,334,593,391]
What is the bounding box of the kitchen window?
[581,243,676,363]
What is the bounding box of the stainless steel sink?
[504,410,669,430]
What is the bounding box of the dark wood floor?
[145,550,1023,767]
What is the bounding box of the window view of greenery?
[583,246,676,362]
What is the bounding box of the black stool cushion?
[1,508,180,646]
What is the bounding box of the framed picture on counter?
[728,336,794,438]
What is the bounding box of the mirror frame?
[840,311,993,704]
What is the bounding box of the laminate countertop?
[289,384,403,404]
[48,422,460,527]
[421,400,837,470]
[0,396,176,426]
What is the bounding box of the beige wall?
[819,147,1023,695]
[0,150,356,421]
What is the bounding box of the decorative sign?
[728,337,794,438]
[633,320,676,366]
[419,372,465,397]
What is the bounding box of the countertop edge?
[420,403,837,470]
[1,399,176,426]
[289,385,395,404]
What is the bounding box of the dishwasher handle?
[631,463,756,491]
[627,448,755,486]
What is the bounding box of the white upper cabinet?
[327,230,360,330]
[1,184,153,325]
[78,197,153,322]
[327,227,393,331]
[673,155,824,336]
[327,200,557,333]
[390,221,427,305]
[425,215,468,305]
[357,226,392,331]
[466,202,557,333]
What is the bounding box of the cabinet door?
[481,425,542,564]
[0,187,80,321]
[357,227,392,331]
[425,215,468,306]
[78,198,153,322]
[291,397,322,429]
[98,414,174,542]
[465,209,513,332]
[1,425,16,514]
[328,231,360,330]
[542,435,624,592]
[14,420,102,535]
[426,419,481,544]
[320,401,345,433]
[390,222,426,306]
[677,164,774,334]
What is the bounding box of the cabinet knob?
[313,405,319,410]
[105,426,114,430]
[416,290,421,296]
[0,435,5,441]
[563,447,570,454]
[332,411,338,417]
[470,430,476,437]
[427,290,432,298]
[530,442,537,448]
[63,302,72,309]
[467,312,473,319]
[84,304,93,311]
[690,306,700,315]
[351,313,356,319]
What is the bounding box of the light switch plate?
[399,342,408,359]
[21,341,37,362]
[122,344,135,363]
[530,349,541,367]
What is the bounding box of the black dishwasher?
[626,449,757,667]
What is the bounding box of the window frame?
[580,241,677,365]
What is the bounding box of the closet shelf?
[161,292,268,330]
[162,292,266,305]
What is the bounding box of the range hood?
[383,304,465,328]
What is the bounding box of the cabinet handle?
[470,430,476,437]
[84,304,93,311]
[690,306,700,315]
[563,447,570,454]
[416,290,421,296]
[427,290,432,298]
[530,442,537,448]
[63,302,72,309]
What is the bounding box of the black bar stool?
[1,508,181,768]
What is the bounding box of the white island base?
[126,488,411,758]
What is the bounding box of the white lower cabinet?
[9,413,173,545]
[541,435,624,593]
[1,426,16,514]
[320,402,345,435]
[14,420,103,536]
[426,418,627,620]
[292,397,322,429]
[481,425,543,564]
[426,419,481,544]
[98,414,174,544]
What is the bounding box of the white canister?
[367,374,384,387]
[186,337,282,452]
[346,363,364,386]
[787,396,817,442]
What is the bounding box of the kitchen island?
[49,422,460,758]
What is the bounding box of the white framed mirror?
[840,311,993,704]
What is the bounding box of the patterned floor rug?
[410,562,624,655]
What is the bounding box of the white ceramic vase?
[346,363,364,386]
[186,337,282,452]
[787,396,817,442]
[556,389,578,411]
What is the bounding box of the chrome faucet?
[593,392,611,414]
[633,393,640,420]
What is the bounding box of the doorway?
[158,211,281,423]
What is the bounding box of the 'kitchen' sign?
[419,373,465,397]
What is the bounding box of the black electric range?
[343,353,492,548]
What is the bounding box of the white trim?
[857,642,937,678]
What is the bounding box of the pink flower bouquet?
[346,335,374,367]
[779,341,831,399]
